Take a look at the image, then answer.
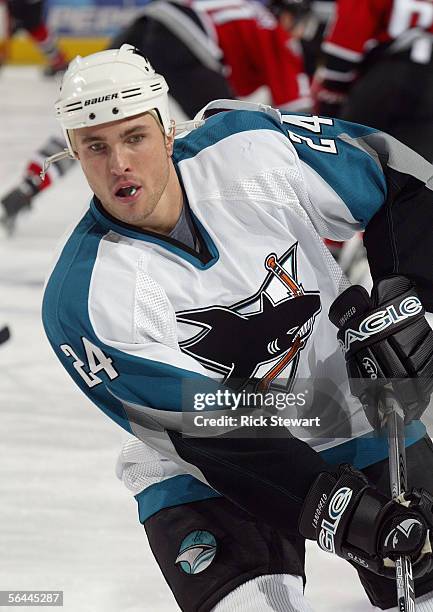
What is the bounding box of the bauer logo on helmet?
[84,94,119,106]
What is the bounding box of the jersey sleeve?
[361,130,433,310]
[281,113,387,239]
[281,111,433,309]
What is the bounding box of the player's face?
[74,112,178,233]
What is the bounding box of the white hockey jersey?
[42,103,432,528]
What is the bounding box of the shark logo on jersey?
[175,530,217,575]
[177,243,321,391]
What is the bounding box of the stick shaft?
[383,393,416,612]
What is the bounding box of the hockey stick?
[380,389,416,612]
[255,253,305,392]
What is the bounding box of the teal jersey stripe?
[320,420,426,468]
[136,475,221,523]
[135,422,426,523]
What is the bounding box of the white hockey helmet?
[55,44,171,156]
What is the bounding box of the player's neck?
[140,159,183,235]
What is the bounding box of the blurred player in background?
[269,0,335,77]
[1,0,311,233]
[313,0,433,161]
[1,0,67,76]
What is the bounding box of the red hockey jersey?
[190,0,311,109]
[324,0,433,62]
[315,0,433,111]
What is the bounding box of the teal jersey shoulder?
[174,109,387,227]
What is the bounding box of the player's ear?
[165,120,175,156]
[68,130,80,159]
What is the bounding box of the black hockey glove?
[329,275,433,428]
[299,464,433,578]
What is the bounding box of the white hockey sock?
[211,574,314,612]
[372,590,433,611]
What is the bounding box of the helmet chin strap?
[174,119,205,134]
[40,148,74,180]
[40,118,206,180]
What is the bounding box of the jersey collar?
[89,195,219,270]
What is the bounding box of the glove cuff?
[299,465,370,555]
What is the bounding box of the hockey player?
[1,0,310,232]
[42,45,433,611]
[312,0,433,162]
[4,0,68,76]
[268,0,333,77]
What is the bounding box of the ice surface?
[0,67,381,611]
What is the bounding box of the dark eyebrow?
[120,125,151,138]
[80,124,150,145]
